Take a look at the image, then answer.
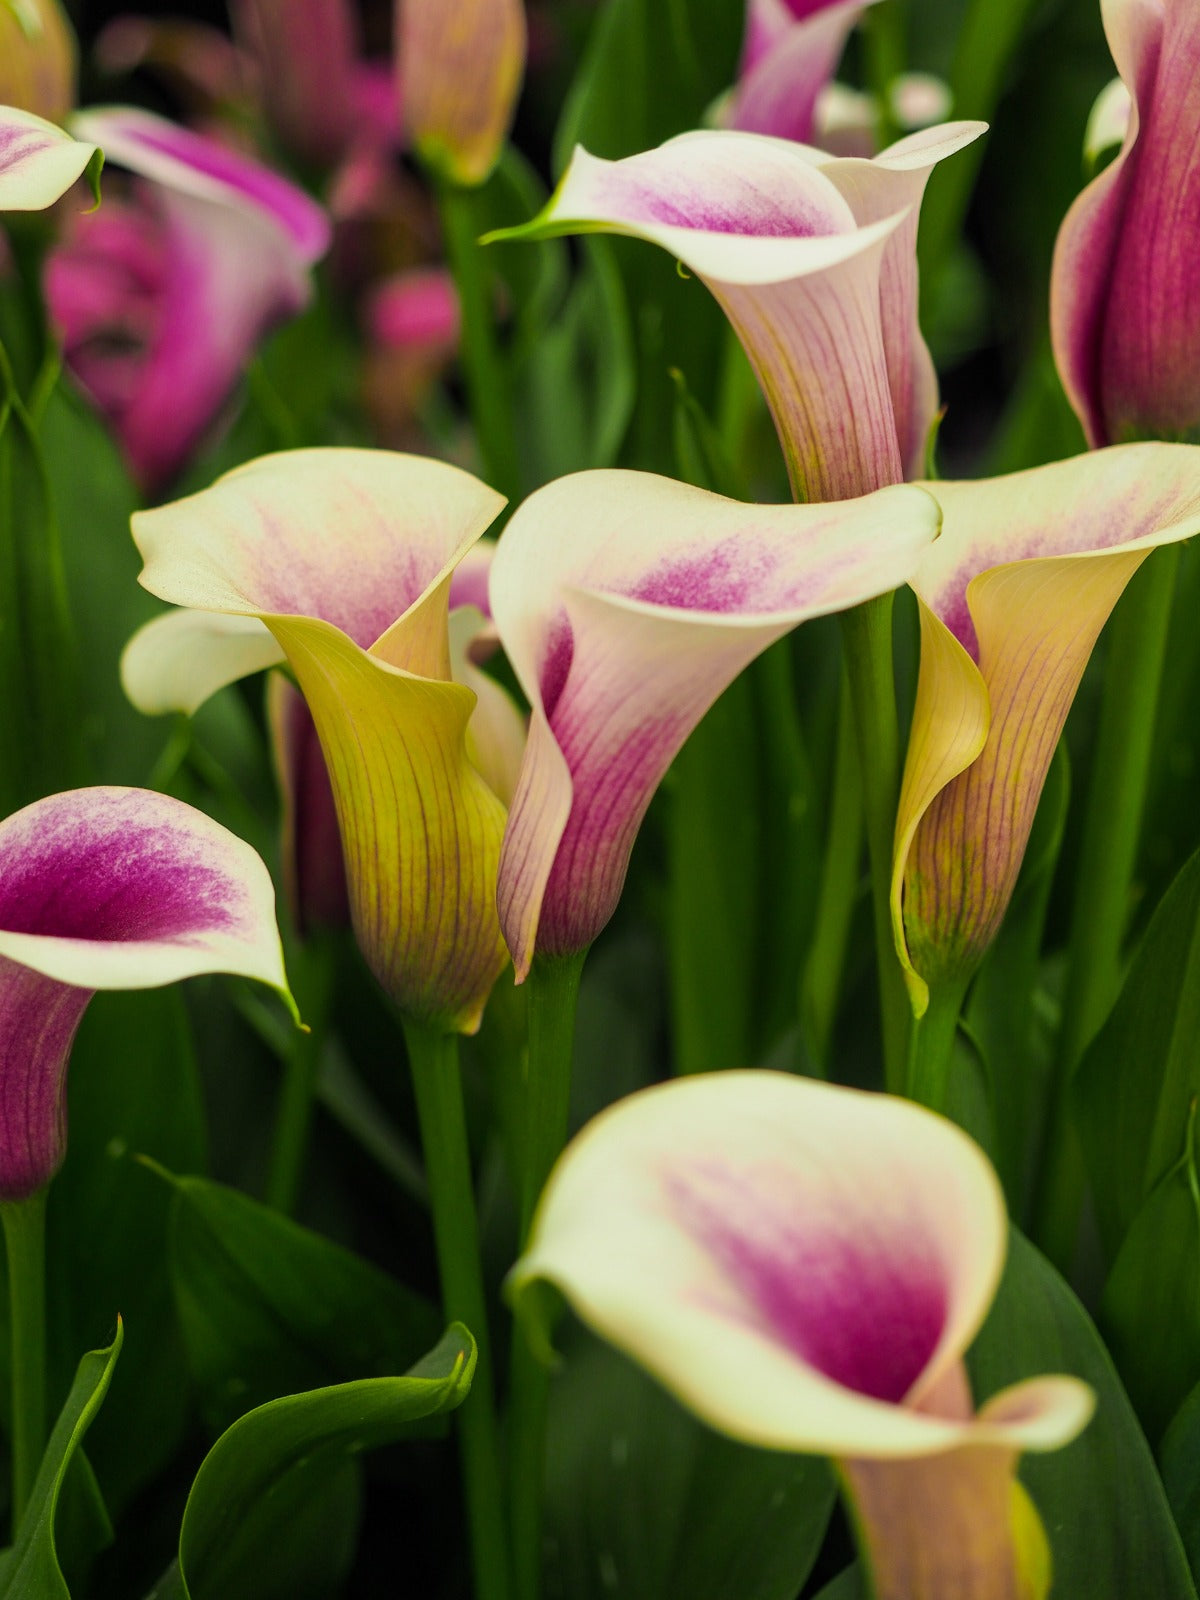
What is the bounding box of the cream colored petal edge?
[514,1070,1008,1459]
[0,106,99,212]
[121,609,284,716]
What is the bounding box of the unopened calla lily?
[0,0,75,123]
[1051,0,1200,446]
[395,0,525,186]
[0,786,292,1200]
[45,106,330,492]
[513,1070,1093,1600]
[894,444,1200,1012]
[122,448,512,1032]
[726,0,873,146]
[487,123,983,499]
[0,103,99,211]
[490,470,940,978]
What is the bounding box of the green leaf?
[544,1326,835,1600]
[809,1570,865,1600]
[0,1325,122,1600]
[1161,1378,1200,1584]
[176,1326,475,1600]
[161,1171,440,1431]
[967,1228,1196,1598]
[1073,845,1200,1260]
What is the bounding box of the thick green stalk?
[265,939,335,1215]
[402,1019,511,1600]
[839,594,910,1091]
[511,948,586,1600]
[1035,547,1179,1268]
[439,183,521,501]
[905,975,970,1114]
[2,1189,47,1536]
[801,665,863,1071]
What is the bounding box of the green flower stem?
[863,0,906,146]
[1034,546,1179,1270]
[801,665,863,1072]
[1,1189,47,1537]
[402,1018,511,1600]
[904,975,970,1113]
[511,947,586,1600]
[438,181,521,502]
[839,593,910,1092]
[265,937,335,1215]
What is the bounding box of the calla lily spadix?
[512,1071,1093,1600]
[486,122,984,500]
[0,786,292,1201]
[489,470,940,980]
[726,0,874,147]
[45,106,330,493]
[1051,0,1200,446]
[0,104,99,212]
[893,443,1200,1013]
[122,448,512,1033]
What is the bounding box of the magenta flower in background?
[1051,0,1200,446]
[44,106,330,494]
[490,471,939,978]
[0,787,291,1201]
[490,122,983,501]
[727,0,873,146]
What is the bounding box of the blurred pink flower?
[726,0,872,146]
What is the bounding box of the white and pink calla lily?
[122,448,516,1031]
[894,444,1200,1011]
[44,106,329,493]
[490,470,940,979]
[727,0,873,147]
[0,104,99,212]
[1051,0,1200,447]
[0,786,292,1201]
[513,1070,1093,1599]
[487,123,983,500]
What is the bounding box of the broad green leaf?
[1100,1119,1200,1445]
[544,1326,835,1600]
[809,1570,865,1600]
[967,1228,1196,1598]
[1073,845,1200,1260]
[176,1325,475,1600]
[0,1325,122,1600]
[1161,1378,1200,1584]
[162,1170,439,1430]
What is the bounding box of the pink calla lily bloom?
[893,444,1200,1011]
[44,107,330,494]
[490,470,940,979]
[0,787,292,1201]
[1051,0,1200,446]
[0,104,98,212]
[727,0,874,146]
[487,123,983,500]
[513,1071,1093,1600]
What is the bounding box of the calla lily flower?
[0,786,292,1201]
[44,106,330,493]
[489,470,940,979]
[893,444,1200,1011]
[395,0,525,186]
[122,448,512,1032]
[0,104,99,212]
[0,0,75,123]
[487,123,983,500]
[727,0,873,147]
[1051,0,1200,446]
[513,1070,1093,1600]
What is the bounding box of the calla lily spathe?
[1051,0,1200,446]
[490,470,940,979]
[727,0,872,146]
[44,107,330,493]
[513,1070,1092,1600]
[893,444,1200,1011]
[0,0,75,124]
[395,0,525,186]
[0,786,291,1200]
[0,104,98,212]
[487,123,983,500]
[122,448,512,1032]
